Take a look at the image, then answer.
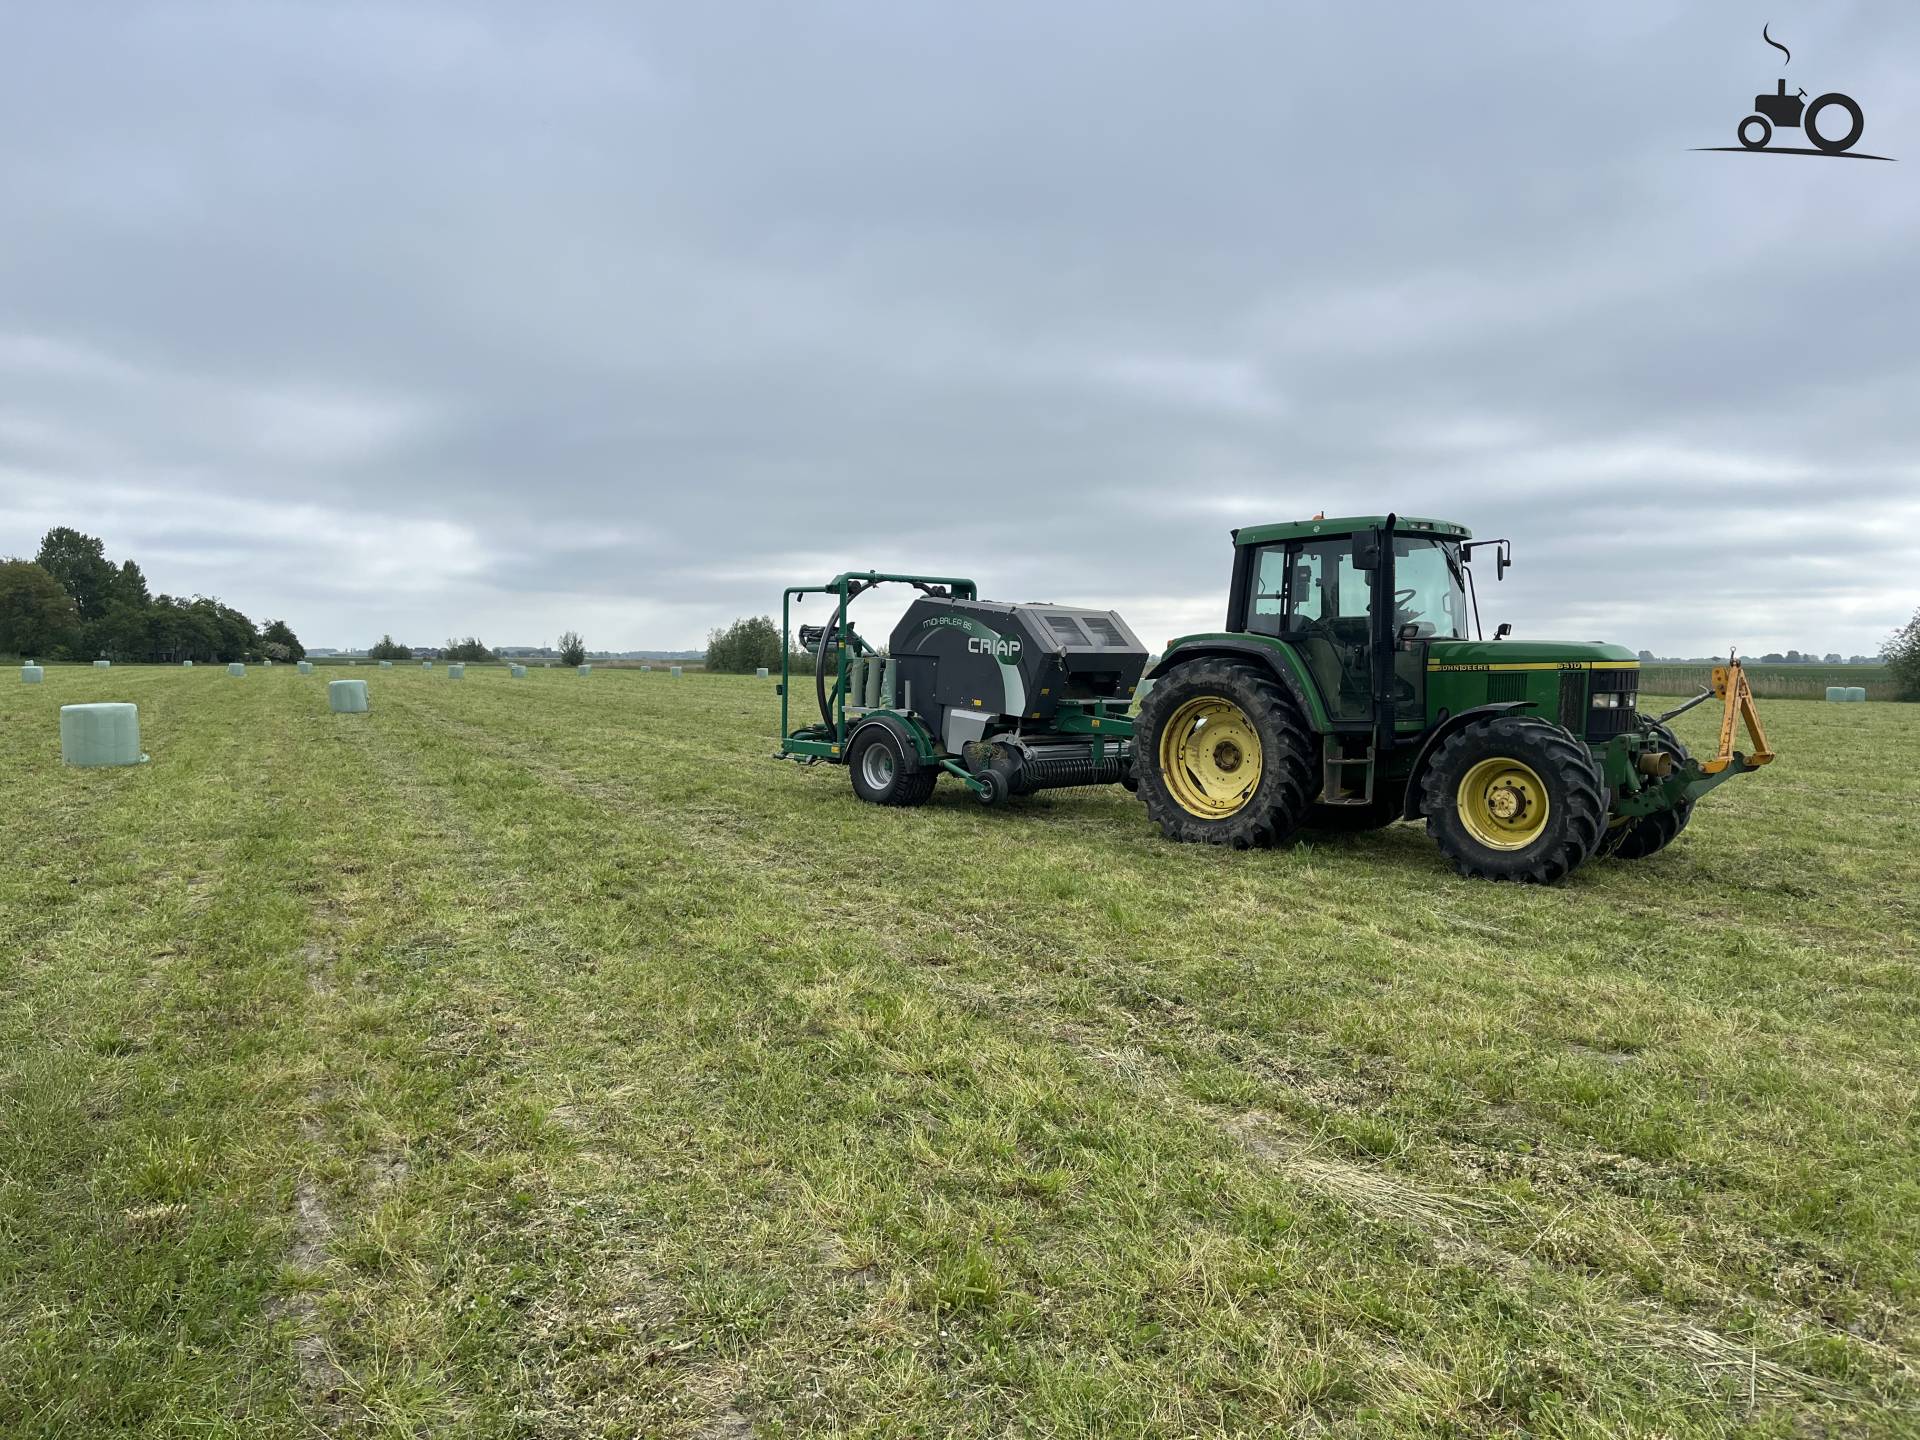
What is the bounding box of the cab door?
[1247,539,1373,724]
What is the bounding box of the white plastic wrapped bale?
[297,661,314,674]
[671,666,683,677]
[21,665,43,684]
[1848,686,1868,702]
[510,664,526,678]
[756,667,768,678]
[182,660,193,667]
[578,664,592,676]
[228,663,246,677]
[449,663,465,679]
[379,660,393,668]
[1828,686,1867,702]
[93,659,110,668]
[60,703,148,767]
[328,679,370,714]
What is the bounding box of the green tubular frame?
[778,571,978,763]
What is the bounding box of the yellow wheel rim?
[1456,757,1550,850]
[1159,695,1263,819]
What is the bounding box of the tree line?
[0,527,302,664]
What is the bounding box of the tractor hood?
[1425,639,1638,669]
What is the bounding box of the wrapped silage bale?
[578,664,592,676]
[1847,686,1867,702]
[671,666,682,678]
[328,679,370,714]
[510,664,526,678]
[297,661,314,675]
[182,660,193,667]
[756,667,768,678]
[227,663,246,677]
[21,665,43,684]
[379,660,393,668]
[448,663,465,679]
[60,703,148,767]
[93,659,111,669]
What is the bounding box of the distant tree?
[1882,609,1920,701]
[1823,652,1842,665]
[95,600,153,661]
[704,615,784,673]
[0,560,82,659]
[1636,649,1656,663]
[1760,652,1785,664]
[558,630,587,667]
[34,527,115,626]
[113,559,150,608]
[444,635,495,662]
[368,634,411,661]
[261,619,305,661]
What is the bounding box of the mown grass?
[2,666,1915,1437]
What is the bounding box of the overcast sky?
[3,2,1916,655]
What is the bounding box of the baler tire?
[848,728,932,807]
[1606,722,1694,862]
[1134,658,1315,848]
[1422,716,1606,883]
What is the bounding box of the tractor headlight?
[1591,693,1620,709]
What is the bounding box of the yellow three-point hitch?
[1702,656,1776,775]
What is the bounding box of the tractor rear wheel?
[1421,716,1606,883]
[1134,658,1315,847]
[849,726,937,807]
[1604,722,1694,861]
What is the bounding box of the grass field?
[3,667,1916,1437]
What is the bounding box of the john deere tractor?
[773,515,1773,884]
[1132,513,1774,882]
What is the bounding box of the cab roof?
[1232,515,1472,546]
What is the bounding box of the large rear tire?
[1604,722,1694,861]
[1134,658,1315,847]
[1422,716,1606,883]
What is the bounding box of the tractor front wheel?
[1134,658,1315,847]
[1422,716,1606,883]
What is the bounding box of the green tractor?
[773,514,1774,884]
[1132,513,1774,882]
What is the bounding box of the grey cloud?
[3,2,1917,656]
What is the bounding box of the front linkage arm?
[1608,656,1777,818]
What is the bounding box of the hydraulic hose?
[814,617,836,728]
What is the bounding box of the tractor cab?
[1233,514,1473,734]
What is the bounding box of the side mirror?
[1351,531,1381,572]
[1496,545,1511,581]
[1495,622,1513,640]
